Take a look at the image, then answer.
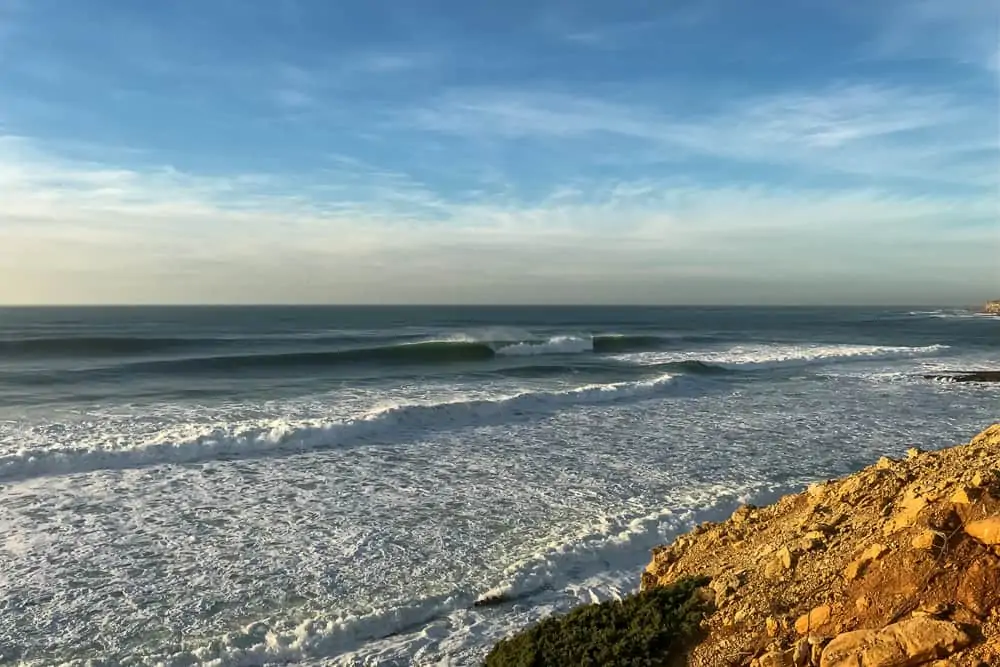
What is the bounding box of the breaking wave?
[616,343,950,370]
[75,335,692,374]
[0,374,687,483]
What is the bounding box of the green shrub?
[484,577,710,667]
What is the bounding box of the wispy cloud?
[407,83,997,187]
[864,0,1000,72]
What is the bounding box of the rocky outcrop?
[981,300,1000,315]
[642,424,1000,666]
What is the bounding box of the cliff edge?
[643,424,1000,667]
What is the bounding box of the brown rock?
[710,573,742,607]
[821,629,875,667]
[883,489,928,534]
[965,517,1000,545]
[950,486,978,504]
[876,456,894,470]
[821,618,971,667]
[764,546,797,579]
[766,616,780,637]
[906,447,923,459]
[844,544,889,581]
[792,638,811,666]
[732,504,757,525]
[795,605,832,634]
[910,530,942,551]
[957,554,1000,616]
[756,650,793,667]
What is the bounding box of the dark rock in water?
[474,593,511,607]
[923,371,1000,383]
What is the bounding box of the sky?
[0,0,997,305]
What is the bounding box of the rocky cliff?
[982,301,1000,315]
[642,424,1000,667]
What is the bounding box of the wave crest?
[0,374,684,483]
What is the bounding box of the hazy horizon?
[1,0,997,306]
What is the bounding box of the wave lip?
[495,336,593,356]
[0,374,684,483]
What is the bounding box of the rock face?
[642,423,1000,666]
[981,300,1000,315]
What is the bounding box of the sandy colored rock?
[958,555,1000,617]
[794,605,831,634]
[965,517,1000,545]
[821,618,970,667]
[844,544,888,581]
[950,486,978,504]
[821,629,875,666]
[910,530,941,551]
[875,456,894,470]
[883,489,928,534]
[640,424,1000,666]
[755,650,792,667]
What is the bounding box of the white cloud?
[1,133,996,305]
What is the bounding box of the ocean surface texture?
[0,306,996,666]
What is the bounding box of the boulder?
[820,617,971,667]
[965,517,1000,545]
[795,605,831,634]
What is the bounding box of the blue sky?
[0,0,997,304]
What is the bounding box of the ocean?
[0,306,997,666]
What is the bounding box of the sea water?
[0,306,996,666]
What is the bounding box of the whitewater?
[0,306,997,666]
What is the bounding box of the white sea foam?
[495,336,593,356]
[127,481,789,667]
[908,310,996,320]
[615,343,949,369]
[0,374,680,483]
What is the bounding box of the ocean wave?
[616,343,949,370]
[0,335,212,357]
[0,374,685,483]
[907,310,996,320]
[495,336,593,356]
[83,334,690,374]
